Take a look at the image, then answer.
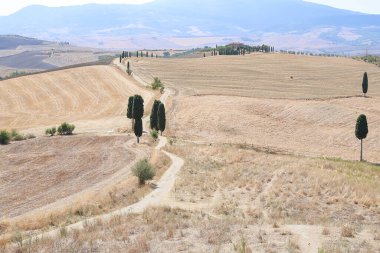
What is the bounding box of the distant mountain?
[0,0,379,54]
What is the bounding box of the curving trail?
[26,62,184,243]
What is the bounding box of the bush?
[0,130,10,145]
[10,129,26,141]
[132,159,155,185]
[57,123,75,135]
[151,77,165,92]
[45,127,57,136]
[150,129,158,141]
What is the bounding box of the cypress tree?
[146,52,149,57]
[203,53,206,57]
[150,100,161,130]
[355,114,369,161]
[127,96,134,119]
[136,51,139,58]
[134,117,143,143]
[119,55,122,63]
[127,96,134,129]
[132,95,144,119]
[157,103,166,135]
[362,72,368,97]
[127,61,131,75]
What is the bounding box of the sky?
[0,0,379,16]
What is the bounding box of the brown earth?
[0,135,135,218]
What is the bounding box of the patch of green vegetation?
[320,157,380,184]
[150,77,165,93]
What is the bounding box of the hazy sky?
[0,0,379,16]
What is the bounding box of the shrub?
[45,127,57,136]
[132,159,155,185]
[0,130,10,145]
[151,77,165,92]
[150,129,158,141]
[10,129,26,141]
[13,134,26,141]
[57,123,75,135]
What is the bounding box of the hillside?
[0,35,116,78]
[0,54,379,252]
[0,0,379,52]
[0,65,153,133]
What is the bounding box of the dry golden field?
[132,53,380,98]
[0,65,153,134]
[1,54,380,252]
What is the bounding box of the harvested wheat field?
[0,135,136,219]
[132,53,380,98]
[0,65,153,133]
[167,95,380,163]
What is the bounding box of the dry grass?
[165,142,380,228]
[132,53,380,98]
[166,95,380,163]
[0,135,170,245]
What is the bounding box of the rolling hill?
[0,0,379,53]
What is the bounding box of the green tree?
[355,114,369,161]
[132,95,144,119]
[157,103,166,135]
[127,61,131,75]
[132,159,155,185]
[134,117,143,143]
[150,100,161,130]
[362,72,368,97]
[119,55,122,63]
[127,96,134,129]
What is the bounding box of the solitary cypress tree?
[132,95,144,119]
[134,117,143,143]
[127,61,131,75]
[362,72,368,97]
[150,100,161,130]
[157,103,166,135]
[355,114,369,161]
[119,55,122,63]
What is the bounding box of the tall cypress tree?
[134,117,143,143]
[150,100,161,130]
[355,114,369,161]
[119,55,122,63]
[362,72,368,97]
[157,103,166,135]
[127,96,134,129]
[127,61,131,75]
[132,95,144,119]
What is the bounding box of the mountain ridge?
[0,0,379,53]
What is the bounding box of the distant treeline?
[353,55,380,67]
[214,43,274,55]
[119,50,161,62]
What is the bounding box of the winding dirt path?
[25,61,184,243]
